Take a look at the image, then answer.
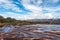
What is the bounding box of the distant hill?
[24,19,60,24]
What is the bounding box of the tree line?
[0,15,37,27]
[0,15,60,27]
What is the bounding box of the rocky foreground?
[0,25,60,40]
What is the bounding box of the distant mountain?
[25,19,59,22]
[25,19,60,24]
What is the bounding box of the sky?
[0,0,60,20]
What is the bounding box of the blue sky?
[0,0,60,20]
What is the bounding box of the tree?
[6,17,16,25]
[0,16,6,23]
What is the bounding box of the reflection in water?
[3,27,13,33]
[0,24,60,33]
[26,24,60,31]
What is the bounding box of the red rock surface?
[0,26,60,40]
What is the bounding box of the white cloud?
[21,0,42,6]
[3,0,53,20]
[0,0,23,12]
[52,0,59,3]
[21,0,54,20]
[21,0,31,4]
[0,11,55,20]
[0,0,60,20]
[43,6,60,12]
[44,0,59,3]
[44,13,54,19]
[0,0,11,4]
[12,7,23,12]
